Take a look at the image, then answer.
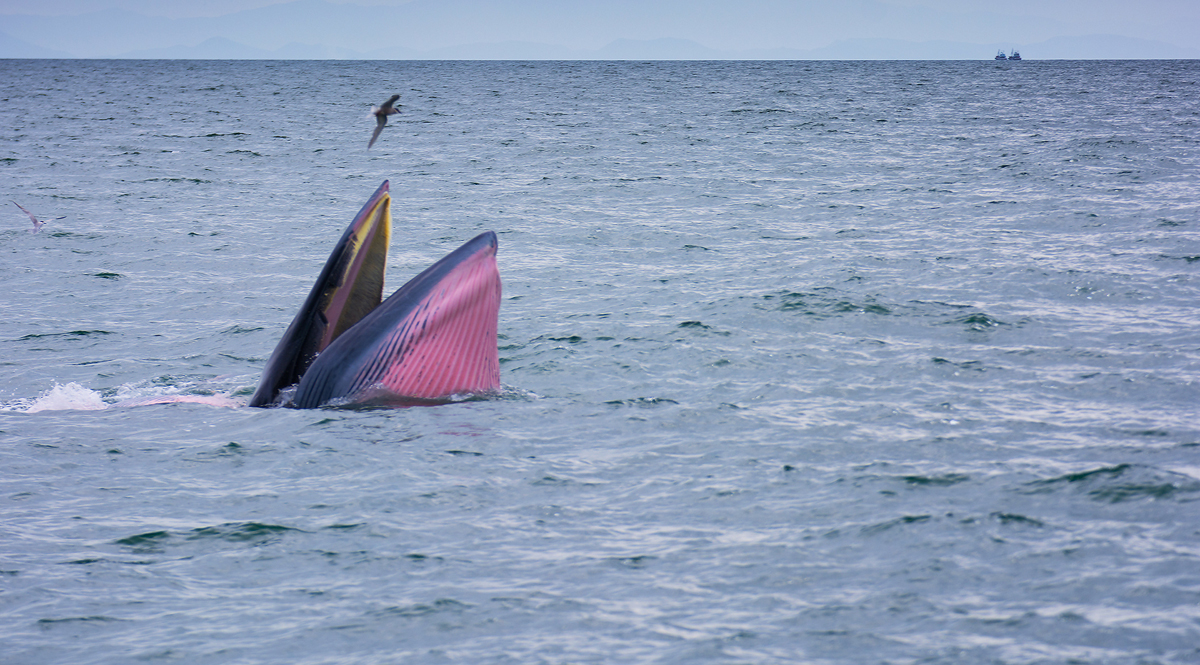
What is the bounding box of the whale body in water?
[248,180,501,408]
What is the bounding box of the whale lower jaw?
[291,230,501,409]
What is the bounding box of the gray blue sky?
[2,0,1196,59]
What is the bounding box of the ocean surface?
[2,59,1199,664]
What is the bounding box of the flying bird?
[368,94,401,149]
[12,201,64,233]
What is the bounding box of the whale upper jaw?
[248,181,392,408]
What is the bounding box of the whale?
[248,180,501,408]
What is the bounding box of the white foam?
[23,382,109,413]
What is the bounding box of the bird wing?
[12,201,37,224]
[368,118,386,149]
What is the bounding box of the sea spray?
[22,382,107,413]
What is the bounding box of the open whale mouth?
[248,181,501,409]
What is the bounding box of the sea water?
[1,59,1199,664]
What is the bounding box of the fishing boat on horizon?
[1008,50,1022,60]
[995,50,1007,60]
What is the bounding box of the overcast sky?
[3,0,1194,29]
[2,0,1196,58]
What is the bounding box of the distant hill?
[0,31,75,59]
[6,34,1197,61]
[1014,35,1200,60]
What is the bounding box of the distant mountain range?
[4,32,1196,61]
[2,0,1197,60]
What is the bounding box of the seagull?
[368,94,401,149]
[12,201,64,234]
